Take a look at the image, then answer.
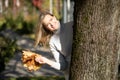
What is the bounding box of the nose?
[50,23,54,27]
[50,21,54,27]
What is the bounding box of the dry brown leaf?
[21,50,42,71]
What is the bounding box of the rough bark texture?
[70,0,120,80]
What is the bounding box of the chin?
[52,29,57,33]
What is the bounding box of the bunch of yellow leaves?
[21,50,42,71]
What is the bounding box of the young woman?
[34,11,73,80]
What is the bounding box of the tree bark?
[70,0,120,80]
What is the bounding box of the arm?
[35,55,61,70]
[35,43,67,71]
[49,43,68,70]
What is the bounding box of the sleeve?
[49,42,68,71]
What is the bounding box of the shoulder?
[63,21,73,27]
[61,21,73,32]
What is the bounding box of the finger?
[38,61,44,64]
[35,57,40,62]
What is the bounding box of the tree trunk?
[70,0,120,80]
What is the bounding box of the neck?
[53,23,61,34]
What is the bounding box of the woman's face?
[42,14,60,32]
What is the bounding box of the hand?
[35,55,46,64]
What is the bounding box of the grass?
[0,76,65,80]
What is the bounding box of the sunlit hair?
[34,11,54,47]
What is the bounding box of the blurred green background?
[0,0,65,80]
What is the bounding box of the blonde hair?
[34,12,54,47]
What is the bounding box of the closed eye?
[46,18,53,27]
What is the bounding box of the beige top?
[49,22,73,71]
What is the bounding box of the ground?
[0,29,63,78]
